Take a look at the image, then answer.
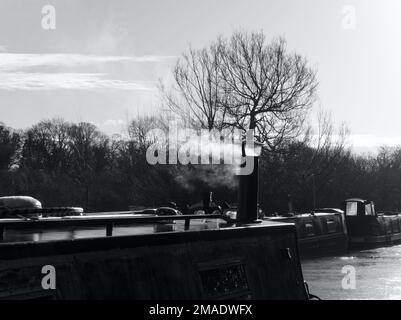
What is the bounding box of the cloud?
[0,72,155,91]
[0,45,7,53]
[0,53,175,72]
[0,53,175,91]
[103,119,125,126]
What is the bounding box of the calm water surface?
[302,245,401,300]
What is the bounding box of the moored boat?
[0,187,314,299]
[344,198,401,248]
[265,210,348,258]
[0,210,310,299]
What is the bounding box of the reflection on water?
[302,245,401,300]
[1,219,226,243]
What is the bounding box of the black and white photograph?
[0,0,400,307]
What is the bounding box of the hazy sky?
[0,0,400,152]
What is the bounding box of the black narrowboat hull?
[0,218,308,300]
[343,198,401,249]
[265,212,348,259]
[348,232,401,249]
[298,233,349,258]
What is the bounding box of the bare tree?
[300,108,349,163]
[295,108,350,208]
[162,42,228,130]
[21,118,71,172]
[0,123,21,170]
[163,31,318,150]
[128,115,166,151]
[68,122,111,209]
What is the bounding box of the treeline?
[1,118,401,213]
[0,118,236,212]
[261,144,401,212]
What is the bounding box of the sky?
[0,0,400,153]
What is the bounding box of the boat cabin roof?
[0,213,297,244]
[344,198,371,204]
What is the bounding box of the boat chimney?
[288,194,293,213]
[202,191,212,214]
[236,136,263,224]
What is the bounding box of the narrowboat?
[344,198,401,248]
[0,184,314,299]
[218,207,348,259]
[0,141,322,300]
[185,193,349,259]
[265,210,348,259]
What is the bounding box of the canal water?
[301,245,401,300]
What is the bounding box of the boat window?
[326,220,338,233]
[346,202,358,216]
[304,222,315,236]
[365,203,374,216]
